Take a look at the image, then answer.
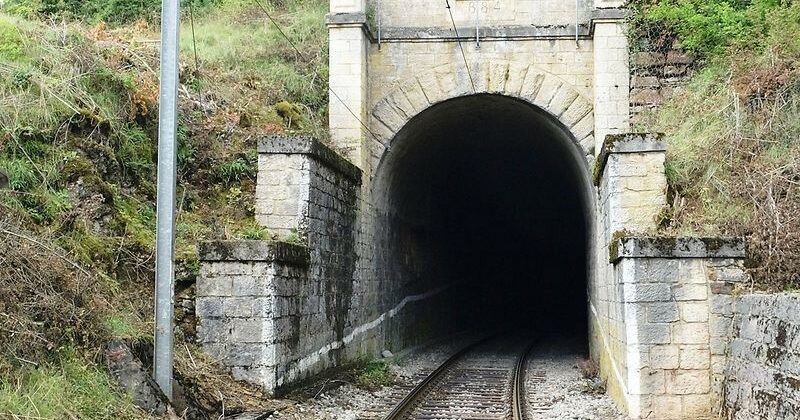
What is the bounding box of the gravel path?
[266,334,625,420]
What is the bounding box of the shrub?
[630,0,790,58]
[0,17,25,60]
[6,0,222,24]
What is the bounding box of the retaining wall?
[196,241,311,393]
[725,293,800,419]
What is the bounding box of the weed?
[0,17,25,61]
[235,220,271,240]
[635,1,800,289]
[284,230,304,245]
[216,157,255,184]
[356,361,394,390]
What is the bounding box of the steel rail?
[381,336,490,420]
[511,340,537,420]
[383,334,535,420]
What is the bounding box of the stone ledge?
[325,12,367,26]
[591,8,629,21]
[258,136,362,184]
[329,9,627,42]
[592,132,666,185]
[610,236,746,263]
[199,240,310,266]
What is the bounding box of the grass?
[181,0,329,135]
[0,351,141,419]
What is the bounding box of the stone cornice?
[199,240,310,266]
[593,132,666,186]
[326,8,628,42]
[610,236,747,263]
[258,135,362,184]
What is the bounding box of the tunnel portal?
[375,94,592,347]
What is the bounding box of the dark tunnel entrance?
[375,94,592,349]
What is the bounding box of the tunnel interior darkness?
[375,94,591,346]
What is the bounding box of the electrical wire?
[251,0,381,142]
[445,0,476,93]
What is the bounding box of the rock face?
[105,340,169,415]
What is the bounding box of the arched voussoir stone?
[504,63,531,97]
[368,61,594,173]
[372,98,407,134]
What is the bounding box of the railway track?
[381,335,537,420]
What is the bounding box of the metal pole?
[575,0,579,46]
[377,0,382,49]
[475,1,480,49]
[154,0,180,401]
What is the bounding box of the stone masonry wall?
[610,237,747,419]
[592,133,668,412]
[726,293,800,419]
[630,47,695,119]
[254,136,362,390]
[196,241,310,394]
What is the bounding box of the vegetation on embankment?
[0,0,328,417]
[631,0,800,290]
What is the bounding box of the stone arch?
[367,60,595,175]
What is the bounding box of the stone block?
[634,52,666,68]
[197,319,229,343]
[639,323,672,345]
[674,322,710,345]
[680,346,710,370]
[630,88,663,106]
[673,284,707,302]
[632,75,660,89]
[231,366,275,390]
[196,297,224,318]
[648,302,679,323]
[682,394,712,418]
[625,283,673,303]
[196,277,233,297]
[664,65,689,78]
[651,395,682,418]
[681,302,709,322]
[229,318,271,343]
[650,345,680,370]
[667,370,710,395]
[666,50,694,65]
[638,368,666,394]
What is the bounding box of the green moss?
[57,228,115,268]
[62,154,95,182]
[275,100,306,129]
[608,229,631,262]
[112,196,156,251]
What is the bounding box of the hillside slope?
[0,0,327,417]
[631,0,800,290]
